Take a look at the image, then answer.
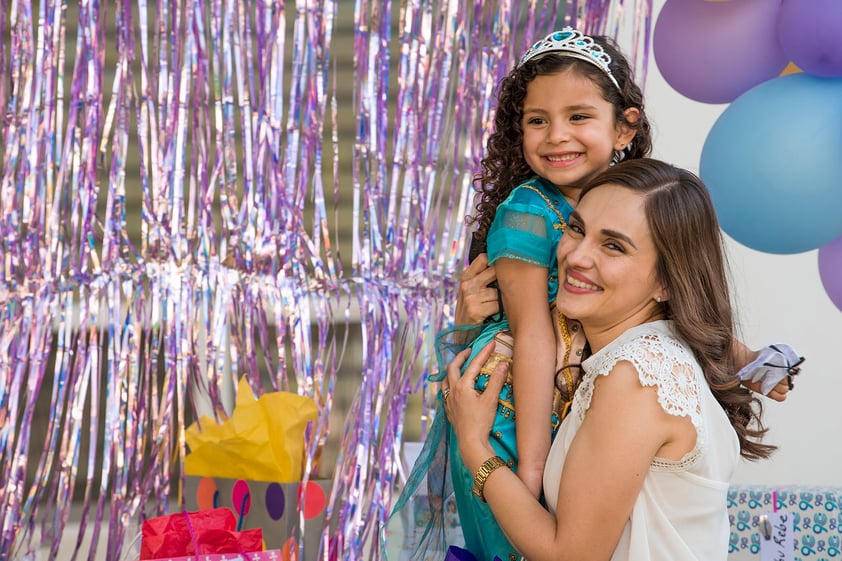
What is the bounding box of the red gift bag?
[140,508,263,559]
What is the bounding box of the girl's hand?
[736,342,803,402]
[442,342,508,456]
[765,376,792,402]
[743,376,792,402]
[454,253,500,326]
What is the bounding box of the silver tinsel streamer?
[0,1,650,559]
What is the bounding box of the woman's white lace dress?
[542,320,740,561]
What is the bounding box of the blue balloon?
[700,74,842,254]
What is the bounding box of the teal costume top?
[385,176,574,561]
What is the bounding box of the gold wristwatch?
[472,455,508,502]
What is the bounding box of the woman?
[441,158,775,561]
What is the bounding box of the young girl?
[458,29,649,561]
[465,27,648,499]
[388,28,651,561]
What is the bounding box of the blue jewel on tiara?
[518,27,621,91]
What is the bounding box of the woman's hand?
[441,341,508,470]
[454,254,500,326]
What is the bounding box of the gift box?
[184,476,333,560]
[728,485,842,560]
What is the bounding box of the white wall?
[645,0,842,486]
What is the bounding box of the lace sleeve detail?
[573,330,706,464]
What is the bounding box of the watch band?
[472,455,509,502]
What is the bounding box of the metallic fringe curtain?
[0,0,651,559]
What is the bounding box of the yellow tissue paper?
[185,377,319,482]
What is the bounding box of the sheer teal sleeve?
[486,188,559,269]
[431,324,485,381]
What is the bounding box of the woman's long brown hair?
[578,159,775,460]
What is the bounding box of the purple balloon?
[654,0,789,104]
[819,236,842,312]
[778,0,842,78]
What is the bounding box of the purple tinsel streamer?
[0,1,651,559]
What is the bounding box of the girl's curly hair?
[471,35,652,240]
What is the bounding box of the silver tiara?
[518,28,621,91]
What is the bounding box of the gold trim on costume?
[518,184,569,232]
